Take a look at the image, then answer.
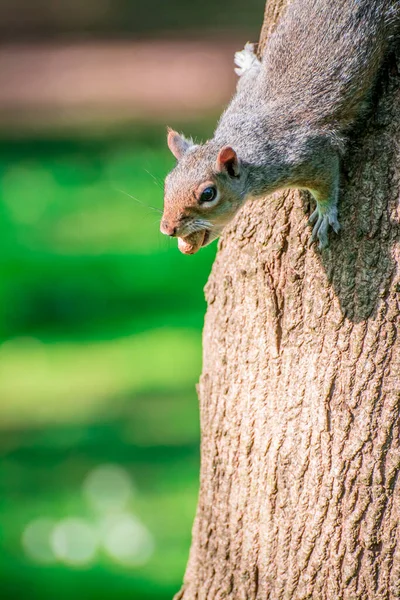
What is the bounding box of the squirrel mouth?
[178,229,210,255]
[201,230,210,247]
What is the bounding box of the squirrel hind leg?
[309,202,340,249]
[306,151,341,249]
[308,171,341,249]
[234,42,260,77]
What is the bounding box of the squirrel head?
[161,129,246,254]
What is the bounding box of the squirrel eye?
[199,186,217,204]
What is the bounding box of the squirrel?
[160,0,399,254]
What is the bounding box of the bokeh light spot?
[51,518,98,566]
[22,518,57,564]
[83,464,134,512]
[101,514,154,567]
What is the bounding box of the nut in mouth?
[178,229,210,255]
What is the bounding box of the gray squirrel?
[161,0,399,254]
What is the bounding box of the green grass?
[0,124,215,599]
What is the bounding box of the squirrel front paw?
[234,42,260,76]
[309,203,340,249]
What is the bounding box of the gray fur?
[162,0,400,250]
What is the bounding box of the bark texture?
[175,3,400,598]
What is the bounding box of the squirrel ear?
[167,128,194,160]
[216,146,240,177]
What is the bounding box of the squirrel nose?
[160,220,177,237]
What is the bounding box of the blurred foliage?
[0,0,264,40]
[0,122,217,599]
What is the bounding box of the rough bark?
[175,2,400,598]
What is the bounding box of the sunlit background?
[0,2,263,598]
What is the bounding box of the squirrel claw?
[234,43,260,76]
[309,206,340,249]
[308,208,319,226]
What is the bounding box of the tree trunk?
[175,2,400,598]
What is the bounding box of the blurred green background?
[0,2,263,598]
